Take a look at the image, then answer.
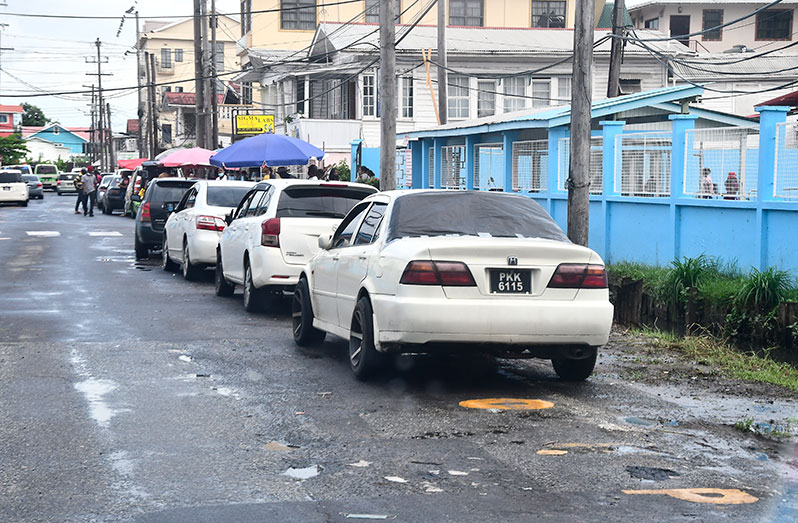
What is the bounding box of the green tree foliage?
[0,134,30,165]
[21,103,50,127]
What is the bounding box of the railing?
[513,139,549,192]
[615,131,672,197]
[774,122,798,199]
[558,136,603,194]
[684,126,759,200]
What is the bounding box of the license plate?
[490,269,531,294]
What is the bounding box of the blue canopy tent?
[209,134,325,168]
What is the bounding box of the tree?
[21,103,50,127]
[0,134,30,165]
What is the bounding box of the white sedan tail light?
[547,264,608,289]
[400,260,476,286]
[196,215,226,232]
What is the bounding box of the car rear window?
[387,191,570,242]
[276,186,376,219]
[149,181,195,204]
[0,172,23,183]
[58,174,73,180]
[207,186,252,208]
[36,165,57,175]
[23,175,39,182]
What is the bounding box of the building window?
[282,0,317,30]
[365,0,401,23]
[401,76,413,118]
[532,81,550,108]
[449,0,483,27]
[242,82,253,105]
[557,77,571,104]
[362,72,376,117]
[644,18,659,30]
[175,86,184,93]
[53,126,60,135]
[241,0,252,35]
[703,10,723,41]
[214,42,225,72]
[531,1,566,28]
[477,81,496,118]
[756,9,792,40]
[619,79,642,94]
[161,48,172,68]
[503,77,526,113]
[0,115,8,124]
[447,75,470,119]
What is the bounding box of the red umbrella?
[117,158,147,170]
[159,147,216,168]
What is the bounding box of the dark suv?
[135,178,196,259]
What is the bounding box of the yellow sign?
[622,488,759,505]
[235,114,275,135]
[459,398,554,411]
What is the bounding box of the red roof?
[0,105,23,114]
[759,90,798,108]
[164,92,224,106]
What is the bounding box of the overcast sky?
[0,0,239,131]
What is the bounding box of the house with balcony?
[0,105,23,138]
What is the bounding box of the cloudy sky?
[0,0,238,130]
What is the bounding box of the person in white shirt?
[81,169,97,217]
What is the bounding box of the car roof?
[2,169,22,174]
[195,179,256,188]
[254,179,377,192]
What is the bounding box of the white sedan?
[162,180,255,280]
[292,190,614,381]
[0,170,29,206]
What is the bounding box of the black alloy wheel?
[292,278,326,346]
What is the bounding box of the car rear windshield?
[36,165,57,174]
[0,172,23,183]
[207,186,252,208]
[23,175,39,182]
[58,174,73,180]
[149,181,195,204]
[276,186,376,219]
[387,191,570,242]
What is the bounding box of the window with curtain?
[503,77,526,113]
[281,0,317,30]
[447,75,470,119]
[531,1,566,28]
[477,81,496,118]
[449,0,483,27]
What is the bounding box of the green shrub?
[335,160,350,182]
[735,267,794,313]
[662,254,715,304]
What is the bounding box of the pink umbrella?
[159,147,216,167]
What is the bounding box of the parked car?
[216,179,378,312]
[102,176,126,215]
[291,190,614,381]
[34,164,59,190]
[134,178,196,259]
[56,173,78,195]
[22,175,44,199]
[0,170,29,206]
[124,167,145,217]
[96,174,116,212]
[163,180,256,279]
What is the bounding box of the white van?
[0,170,30,206]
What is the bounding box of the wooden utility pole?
[135,10,145,157]
[210,0,219,149]
[379,0,396,191]
[90,86,97,165]
[567,0,595,247]
[95,39,106,171]
[106,102,114,169]
[437,0,447,125]
[607,0,625,98]
[146,52,158,156]
[193,0,207,148]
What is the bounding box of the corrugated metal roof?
[671,55,798,80]
[628,0,798,9]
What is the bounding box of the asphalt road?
[1,194,796,522]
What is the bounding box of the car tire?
[56,190,62,196]
[19,200,28,207]
[242,261,264,312]
[552,351,597,381]
[182,241,202,281]
[103,204,111,215]
[349,296,383,380]
[161,236,179,272]
[214,250,235,297]
[134,235,149,260]
[292,278,326,346]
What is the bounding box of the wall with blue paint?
[28,125,87,155]
[350,140,381,180]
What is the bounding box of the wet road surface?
[1,195,797,522]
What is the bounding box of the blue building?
[24,123,89,156]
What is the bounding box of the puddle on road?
[626,465,680,481]
[74,378,119,428]
[283,465,321,480]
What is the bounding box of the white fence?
[512,140,549,192]
[473,143,504,191]
[615,132,671,196]
[775,122,798,199]
[558,137,603,194]
[684,126,758,200]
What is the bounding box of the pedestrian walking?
[81,169,97,217]
[74,169,86,214]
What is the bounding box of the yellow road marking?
[459,398,555,411]
[536,449,568,456]
[622,488,758,505]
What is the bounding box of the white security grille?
[441,145,467,189]
[395,147,411,189]
[558,137,604,194]
[615,132,671,197]
[774,122,798,199]
[428,148,434,188]
[473,143,504,190]
[684,126,758,199]
[512,140,548,192]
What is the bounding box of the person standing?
[81,168,97,217]
[700,168,714,198]
[74,169,86,214]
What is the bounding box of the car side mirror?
[225,212,233,225]
[318,234,333,250]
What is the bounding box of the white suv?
[215,179,377,311]
[0,170,29,206]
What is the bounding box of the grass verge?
[633,327,798,393]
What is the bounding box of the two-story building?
[0,105,23,138]
[140,13,243,149]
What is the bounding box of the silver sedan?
[22,175,44,199]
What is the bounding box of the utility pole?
[90,86,96,164]
[437,0,447,125]
[567,0,595,247]
[379,0,396,191]
[193,0,208,149]
[145,52,158,157]
[607,0,625,98]
[106,102,114,169]
[135,10,145,157]
[210,0,219,149]
[86,38,111,171]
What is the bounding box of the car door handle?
[332,256,339,262]
[358,255,367,260]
